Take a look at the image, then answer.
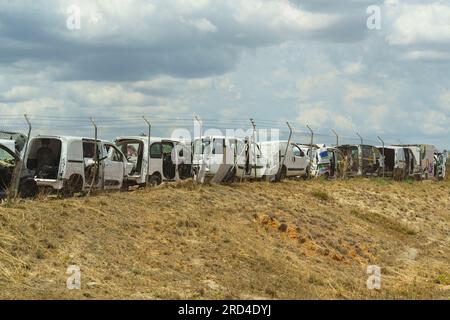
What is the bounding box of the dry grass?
[0,178,449,300]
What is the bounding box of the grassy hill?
[0,179,449,299]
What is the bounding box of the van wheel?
[19,179,38,198]
[63,175,83,197]
[303,165,311,180]
[121,181,130,192]
[148,174,162,187]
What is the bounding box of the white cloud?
[344,83,382,105]
[342,61,364,75]
[403,50,450,61]
[420,110,450,135]
[386,1,450,46]
[182,17,218,33]
[439,90,450,111]
[0,86,40,101]
[296,103,356,131]
[296,70,338,101]
[233,0,339,33]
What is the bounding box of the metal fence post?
[276,122,292,182]
[143,116,152,186]
[357,132,363,145]
[12,114,32,200]
[331,129,339,147]
[378,136,385,178]
[88,117,98,196]
[306,125,314,165]
[194,116,203,183]
[250,118,257,178]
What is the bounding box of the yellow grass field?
[0,178,449,299]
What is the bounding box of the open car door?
[103,144,125,189]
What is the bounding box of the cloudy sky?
[1,0,450,147]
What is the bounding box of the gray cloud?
[0,0,450,148]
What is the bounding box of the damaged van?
[193,136,246,183]
[327,147,345,179]
[392,145,422,179]
[193,137,310,183]
[337,144,382,177]
[299,144,331,178]
[393,144,436,179]
[115,136,192,188]
[0,142,37,199]
[257,141,310,180]
[434,151,447,180]
[377,146,407,180]
[25,136,132,195]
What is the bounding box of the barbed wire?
[0,114,431,148]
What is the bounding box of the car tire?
[148,174,162,187]
[63,175,83,197]
[19,179,38,198]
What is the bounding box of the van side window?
[106,145,123,162]
[212,139,224,155]
[83,142,100,159]
[150,143,162,158]
[292,145,304,157]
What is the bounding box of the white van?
[25,136,132,195]
[393,144,436,179]
[0,142,38,199]
[258,141,310,180]
[115,136,192,188]
[192,137,310,182]
[377,146,406,180]
[299,145,331,178]
[193,136,245,183]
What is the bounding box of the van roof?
[33,135,103,142]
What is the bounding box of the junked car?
[0,142,37,200]
[257,141,310,180]
[299,144,331,178]
[377,146,407,180]
[193,136,310,183]
[337,144,383,177]
[434,151,447,180]
[327,147,345,179]
[393,144,436,179]
[193,136,246,183]
[392,145,422,179]
[25,135,133,196]
[116,136,192,188]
